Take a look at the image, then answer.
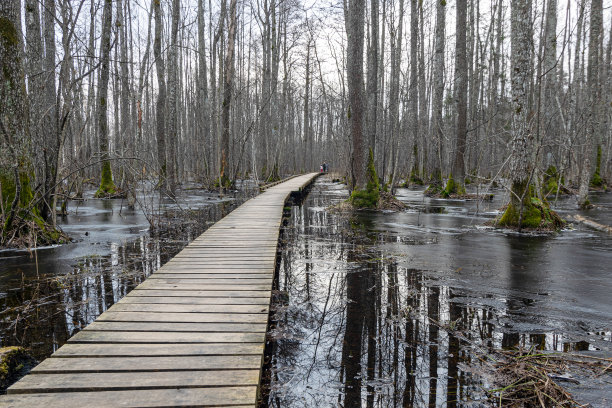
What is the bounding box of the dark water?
[267,178,612,407]
[0,184,255,361]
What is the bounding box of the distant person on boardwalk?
[320,164,324,173]
[323,162,328,173]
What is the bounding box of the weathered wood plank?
[52,343,264,357]
[8,370,260,393]
[119,295,271,305]
[68,330,264,343]
[32,355,262,373]
[135,282,272,291]
[2,387,257,407]
[108,303,269,314]
[96,312,269,323]
[149,271,273,280]
[128,289,270,298]
[84,321,268,332]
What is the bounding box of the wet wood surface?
[3,173,317,407]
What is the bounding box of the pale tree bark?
[500,0,535,229]
[43,0,58,209]
[366,0,378,155]
[220,0,238,186]
[389,0,404,188]
[1,0,31,240]
[303,38,311,171]
[542,0,557,144]
[25,0,46,210]
[431,0,446,183]
[345,0,366,189]
[95,0,118,197]
[577,0,603,207]
[198,0,210,177]
[409,0,418,179]
[450,0,468,192]
[166,0,180,195]
[153,0,167,194]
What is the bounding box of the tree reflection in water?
[266,179,606,407]
[0,197,240,361]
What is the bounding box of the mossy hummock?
[350,149,380,208]
[442,173,466,198]
[590,145,605,188]
[1,171,68,246]
[94,161,119,198]
[496,180,564,231]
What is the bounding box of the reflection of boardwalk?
[3,173,318,407]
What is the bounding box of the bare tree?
[577,0,603,207]
[345,0,366,190]
[220,0,238,187]
[95,0,118,197]
[448,0,468,195]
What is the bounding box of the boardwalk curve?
[2,173,319,407]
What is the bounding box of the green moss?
[590,145,604,187]
[497,188,565,230]
[542,165,560,196]
[350,149,380,208]
[214,173,232,189]
[0,346,36,392]
[409,169,423,185]
[442,173,466,197]
[94,161,118,198]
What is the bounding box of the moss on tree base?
[442,173,466,198]
[0,346,37,392]
[94,161,122,198]
[496,197,565,231]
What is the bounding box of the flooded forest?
[1,0,611,406]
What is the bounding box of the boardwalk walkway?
[3,173,318,407]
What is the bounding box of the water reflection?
[267,178,612,407]
[0,187,253,361]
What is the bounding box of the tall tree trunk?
[431,0,446,184]
[449,0,468,193]
[577,0,603,207]
[366,0,379,155]
[166,0,180,195]
[198,0,210,178]
[95,0,118,197]
[498,0,535,230]
[25,0,46,213]
[220,0,238,187]
[1,0,31,241]
[409,0,418,181]
[346,0,366,190]
[153,0,167,194]
[43,0,58,216]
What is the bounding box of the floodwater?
[266,177,612,407]
[0,183,255,361]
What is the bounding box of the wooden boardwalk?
[2,173,318,408]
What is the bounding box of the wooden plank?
[7,370,260,393]
[96,312,269,323]
[119,296,271,305]
[107,303,269,314]
[52,343,264,357]
[135,282,272,291]
[135,278,272,286]
[84,321,268,332]
[32,355,263,373]
[68,330,264,344]
[128,289,270,298]
[2,387,257,407]
[150,273,273,279]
